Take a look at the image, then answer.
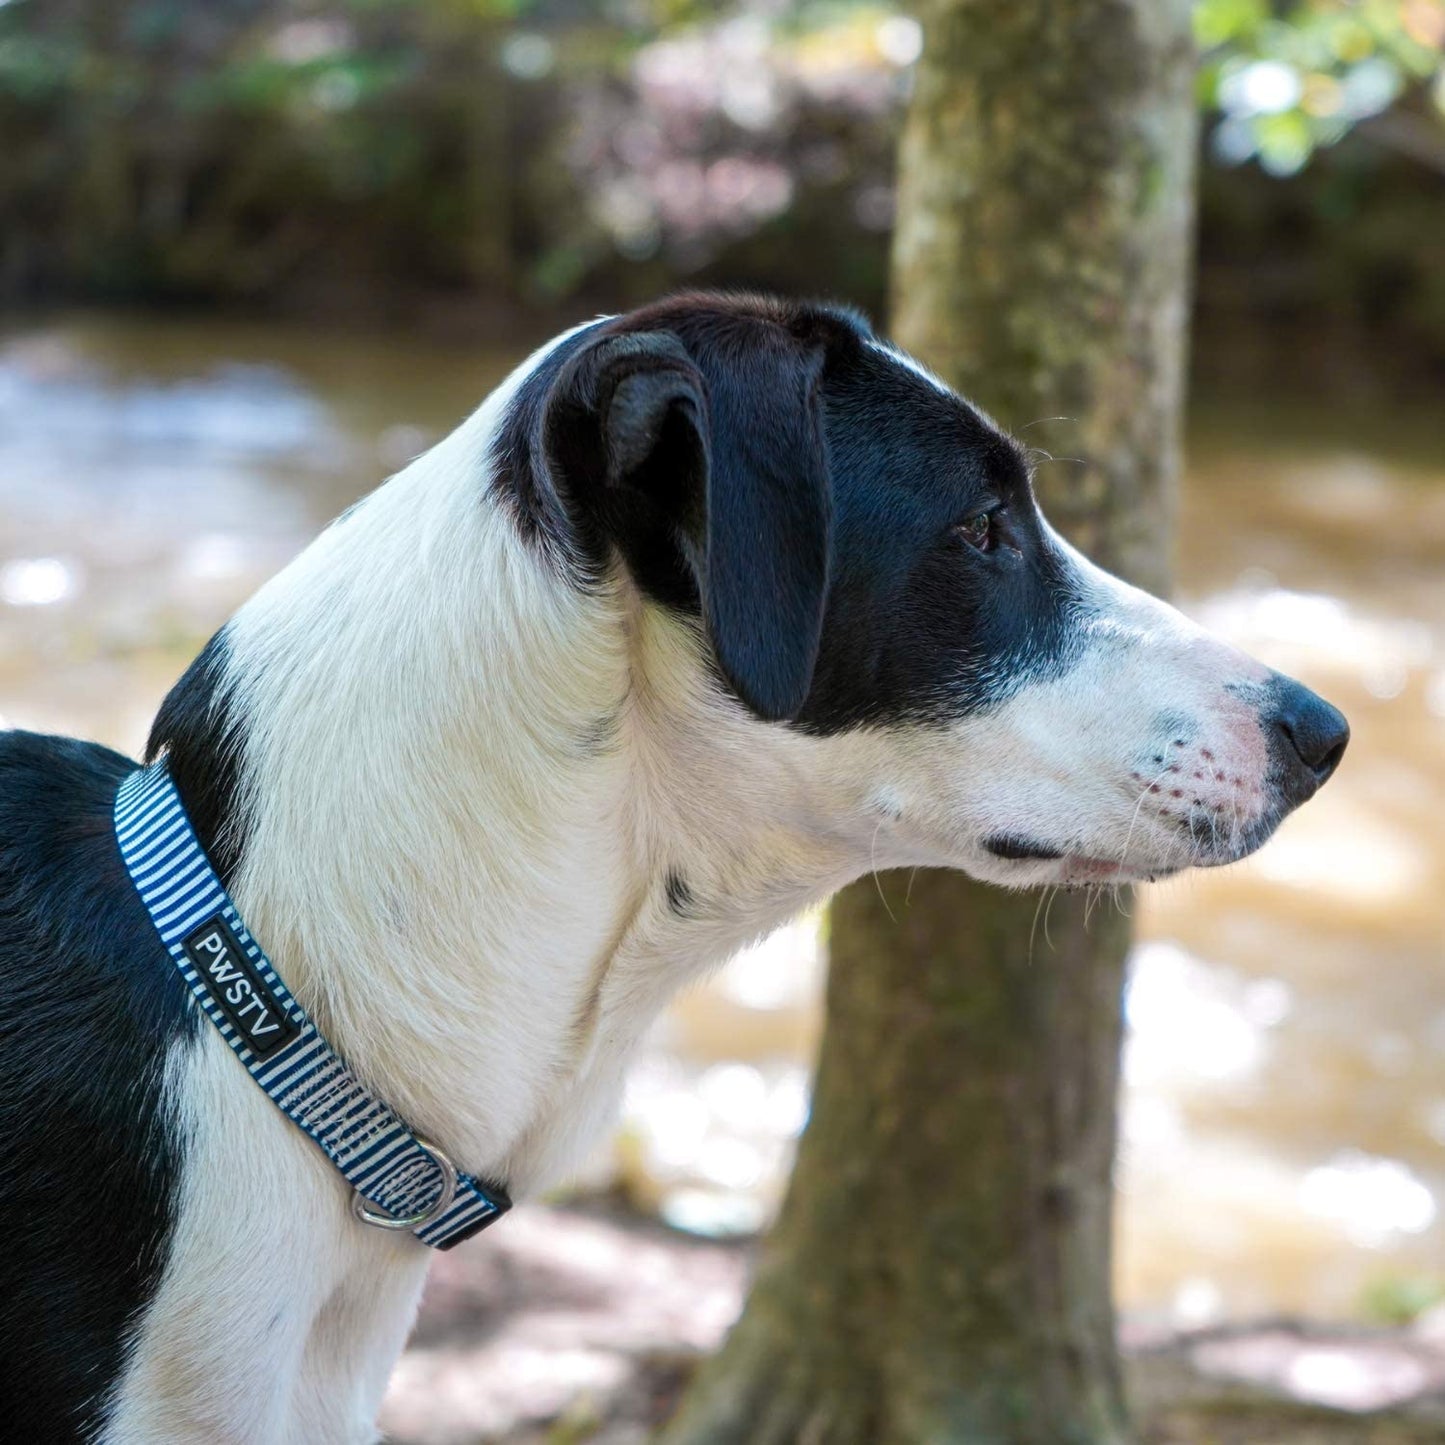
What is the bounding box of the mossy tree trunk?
[661,3,1198,1443]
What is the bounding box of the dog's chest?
[100,1027,431,1445]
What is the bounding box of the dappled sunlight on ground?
[379,1205,746,1444]
[375,1200,1445,1443]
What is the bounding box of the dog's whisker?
[1028,885,1050,967]
[1120,756,1175,870]
[1042,884,1059,951]
[869,820,897,924]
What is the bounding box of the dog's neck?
[206,381,867,1198]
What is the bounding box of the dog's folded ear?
[545,326,833,723]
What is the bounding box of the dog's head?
[495,293,1347,888]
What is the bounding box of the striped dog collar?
[114,760,509,1250]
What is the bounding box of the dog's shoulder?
[0,731,198,1436]
[0,725,129,830]
[0,730,174,996]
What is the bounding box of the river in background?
[2,312,1441,1330]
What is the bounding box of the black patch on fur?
[795,335,1082,731]
[146,626,247,886]
[984,834,1066,862]
[576,711,621,757]
[0,731,200,1438]
[489,320,610,578]
[490,292,1085,732]
[497,300,848,720]
[664,870,695,916]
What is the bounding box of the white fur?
[101,334,1283,1443]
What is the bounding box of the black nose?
[1268,676,1349,806]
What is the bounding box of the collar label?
[182,916,300,1059]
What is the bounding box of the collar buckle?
[351,1136,459,1231]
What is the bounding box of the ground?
[378,1200,1445,1445]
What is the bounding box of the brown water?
[2,313,1441,1327]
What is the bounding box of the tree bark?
[661,3,1198,1443]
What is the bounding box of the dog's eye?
[955,510,995,551]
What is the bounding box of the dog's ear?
[547,328,832,722]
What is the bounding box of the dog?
[0,292,1348,1443]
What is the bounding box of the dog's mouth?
[982,833,1065,863]
[977,737,1294,887]
[981,831,1193,888]
[980,796,1291,886]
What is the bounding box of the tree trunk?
[661,3,1198,1444]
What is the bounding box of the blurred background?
[1,0,1442,1438]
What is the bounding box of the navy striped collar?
[114,760,509,1250]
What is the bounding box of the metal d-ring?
[351,1137,459,1231]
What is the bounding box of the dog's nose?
[1268,675,1349,805]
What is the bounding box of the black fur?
[0,732,198,1442]
[491,292,1085,731]
[498,310,836,720]
[983,834,1065,862]
[663,870,695,917]
[797,326,1080,732]
[489,319,609,576]
[146,627,248,885]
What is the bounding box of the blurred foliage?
[0,0,1441,375]
[0,0,545,301]
[1360,1273,1445,1325]
[1197,0,1445,174]
[0,0,910,308]
[1193,4,1445,386]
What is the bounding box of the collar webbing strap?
[114,761,509,1250]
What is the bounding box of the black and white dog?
[0,294,1346,1442]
